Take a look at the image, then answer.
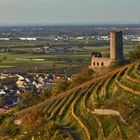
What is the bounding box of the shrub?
[69,68,95,88]
[50,77,70,95]
[129,46,140,61]
[109,60,123,70]
[9,125,21,136]
[16,91,42,110]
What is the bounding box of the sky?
[0,0,140,25]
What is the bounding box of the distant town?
[0,73,72,109]
[1,27,140,42]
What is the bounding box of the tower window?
[97,62,99,66]
[101,62,104,66]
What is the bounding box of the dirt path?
[92,109,126,123]
[0,109,7,114]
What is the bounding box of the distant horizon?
[0,23,140,27]
[0,0,140,25]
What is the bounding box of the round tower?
[110,31,123,61]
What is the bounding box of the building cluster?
[0,34,140,42]
[0,73,71,109]
[0,35,94,41]
[0,45,83,54]
[32,46,83,54]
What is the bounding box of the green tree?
[129,46,140,61]
[69,68,95,88]
[109,60,123,69]
[3,56,7,60]
[50,77,70,95]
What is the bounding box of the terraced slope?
[4,63,140,139]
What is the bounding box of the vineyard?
[1,63,140,140]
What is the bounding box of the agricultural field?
[0,40,136,74]
[0,39,136,73]
[0,52,90,73]
[0,40,48,47]
[0,63,139,139]
[0,39,111,73]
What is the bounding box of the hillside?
[0,63,140,140]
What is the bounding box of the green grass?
[49,94,72,120]
[128,65,140,80]
[0,52,86,71]
[57,89,80,121]
[83,46,109,50]
[0,40,48,47]
[97,115,119,138]
[120,76,140,91]
[74,87,99,140]
[0,65,15,68]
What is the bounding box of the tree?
[129,46,140,61]
[109,60,123,70]
[50,77,70,95]
[16,91,42,110]
[69,68,95,88]
[3,56,7,60]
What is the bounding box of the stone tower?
[110,31,123,61]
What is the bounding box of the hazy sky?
[0,0,140,25]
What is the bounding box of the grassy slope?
[0,63,140,140]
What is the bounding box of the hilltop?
[0,63,140,140]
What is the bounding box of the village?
[0,73,72,109]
